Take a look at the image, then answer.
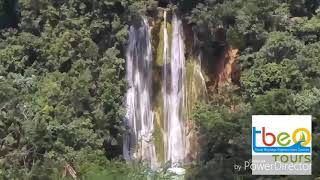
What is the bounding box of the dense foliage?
[0,0,319,179]
[184,0,320,179]
[0,0,160,179]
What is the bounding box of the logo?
[252,115,312,175]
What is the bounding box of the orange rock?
[218,48,238,85]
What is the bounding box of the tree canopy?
[0,0,319,179]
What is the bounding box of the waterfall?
[164,13,186,167]
[162,10,169,164]
[124,18,157,168]
[197,53,207,97]
[124,12,191,170]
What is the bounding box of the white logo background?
[252,115,312,155]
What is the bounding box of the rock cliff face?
[210,48,239,91]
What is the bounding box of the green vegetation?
[1,0,320,179]
[0,0,161,179]
[183,0,320,179]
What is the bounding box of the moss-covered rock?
[185,59,207,116]
[152,15,173,67]
[153,107,165,163]
[184,59,208,162]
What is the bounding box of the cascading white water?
[162,10,169,163]
[124,18,157,168]
[164,13,186,167]
[197,53,207,96]
[124,13,191,170]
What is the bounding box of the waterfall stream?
[125,13,195,170]
[162,10,169,164]
[164,13,186,167]
[124,18,157,168]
